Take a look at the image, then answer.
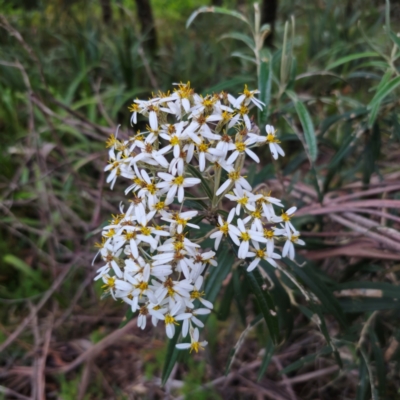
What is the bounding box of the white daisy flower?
[176,327,208,353]
[156,172,200,203]
[246,247,281,272]
[282,231,305,260]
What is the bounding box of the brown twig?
[48,317,137,374]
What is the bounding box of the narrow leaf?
[294,100,318,163]
[246,268,279,344]
[258,52,272,126]
[161,324,183,386]
[186,6,249,29]
[219,32,255,51]
[326,52,380,70]
[231,51,257,64]
[257,336,275,381]
[368,76,400,126]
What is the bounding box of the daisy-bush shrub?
[94,82,304,354]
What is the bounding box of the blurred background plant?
[1,0,400,399]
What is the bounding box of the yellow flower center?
[170,136,180,146]
[203,98,215,107]
[190,341,204,353]
[165,314,179,326]
[173,241,184,251]
[173,176,185,186]
[155,201,165,211]
[228,170,241,182]
[291,235,299,243]
[251,209,262,219]
[281,212,291,222]
[235,142,246,152]
[221,111,232,122]
[240,232,251,241]
[102,276,116,290]
[190,290,205,299]
[243,84,252,98]
[266,133,280,143]
[256,249,265,258]
[220,222,229,235]
[239,105,249,115]
[105,134,120,148]
[128,103,140,112]
[264,229,274,239]
[125,231,137,240]
[141,226,151,236]
[198,143,209,153]
[237,197,248,205]
[146,183,157,194]
[104,229,116,238]
[175,217,187,227]
[136,281,148,292]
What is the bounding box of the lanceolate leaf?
[231,51,257,64]
[161,323,183,386]
[285,259,347,327]
[293,99,318,163]
[186,6,249,29]
[258,52,272,126]
[326,52,380,70]
[368,75,400,126]
[257,336,275,381]
[218,32,255,51]
[246,268,279,344]
[389,31,400,50]
[204,245,235,302]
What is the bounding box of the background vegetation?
[1,0,400,399]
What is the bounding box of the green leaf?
[257,336,275,381]
[186,164,213,200]
[389,31,400,50]
[219,32,255,51]
[225,314,262,375]
[204,245,235,303]
[258,52,272,126]
[368,328,386,397]
[280,346,333,375]
[217,276,234,320]
[338,298,400,313]
[363,122,380,185]
[368,76,400,126]
[356,355,369,400]
[285,259,347,327]
[246,268,279,344]
[261,261,293,340]
[328,132,357,168]
[3,254,45,288]
[233,269,247,326]
[392,112,400,142]
[231,51,257,64]
[186,6,249,29]
[292,97,318,163]
[326,52,380,70]
[161,323,183,386]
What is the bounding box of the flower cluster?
[94,83,304,353]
